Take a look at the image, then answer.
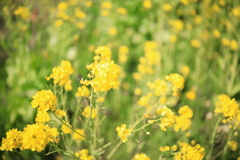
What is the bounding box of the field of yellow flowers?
[0,0,240,159]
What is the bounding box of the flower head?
[20,123,59,152]
[132,153,151,160]
[31,90,57,111]
[116,124,132,143]
[0,129,22,151]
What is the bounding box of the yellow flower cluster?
[174,105,193,132]
[101,1,112,16]
[82,106,97,119]
[116,124,133,143]
[54,1,88,29]
[156,106,176,131]
[61,121,72,134]
[174,141,205,160]
[215,94,240,123]
[75,85,90,98]
[80,46,120,92]
[132,153,151,160]
[72,129,85,141]
[118,45,129,64]
[14,6,30,20]
[0,124,59,152]
[228,140,238,151]
[75,149,93,160]
[133,41,160,81]
[31,90,57,111]
[147,79,167,96]
[165,73,185,96]
[46,60,74,89]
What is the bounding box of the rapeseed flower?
[156,106,176,131]
[82,106,97,119]
[116,124,132,143]
[215,94,240,123]
[14,6,30,20]
[35,110,50,123]
[173,142,205,160]
[21,123,59,152]
[0,129,22,151]
[75,149,93,160]
[55,109,67,117]
[80,46,120,92]
[75,85,90,97]
[31,90,57,111]
[165,73,185,96]
[174,105,193,132]
[61,121,72,134]
[72,129,85,140]
[132,153,151,160]
[46,60,74,86]
[143,0,152,9]
[228,140,238,151]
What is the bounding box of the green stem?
[222,128,233,159]
[206,116,221,160]
[107,141,122,160]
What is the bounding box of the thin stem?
[222,128,233,159]
[107,141,122,160]
[206,116,221,160]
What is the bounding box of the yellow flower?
[35,110,50,123]
[96,97,105,103]
[159,146,170,152]
[143,0,152,9]
[134,88,142,96]
[75,8,87,19]
[72,129,85,140]
[75,86,90,97]
[116,124,132,143]
[64,79,73,91]
[213,29,221,38]
[230,40,238,50]
[174,142,205,160]
[221,38,230,46]
[186,90,196,100]
[132,153,151,160]
[162,4,172,12]
[46,60,73,86]
[118,45,129,63]
[138,96,150,106]
[55,109,67,117]
[54,19,63,28]
[117,7,127,15]
[147,79,167,96]
[57,2,68,11]
[82,106,97,119]
[180,0,189,5]
[14,6,30,20]
[81,46,120,92]
[180,65,190,77]
[101,1,112,9]
[215,94,239,123]
[76,21,85,29]
[61,121,72,134]
[165,73,185,96]
[191,39,201,48]
[174,105,193,132]
[75,149,93,160]
[31,90,57,111]
[228,140,238,151]
[21,123,59,152]
[0,129,22,151]
[108,27,117,36]
[169,20,184,33]
[156,106,176,131]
